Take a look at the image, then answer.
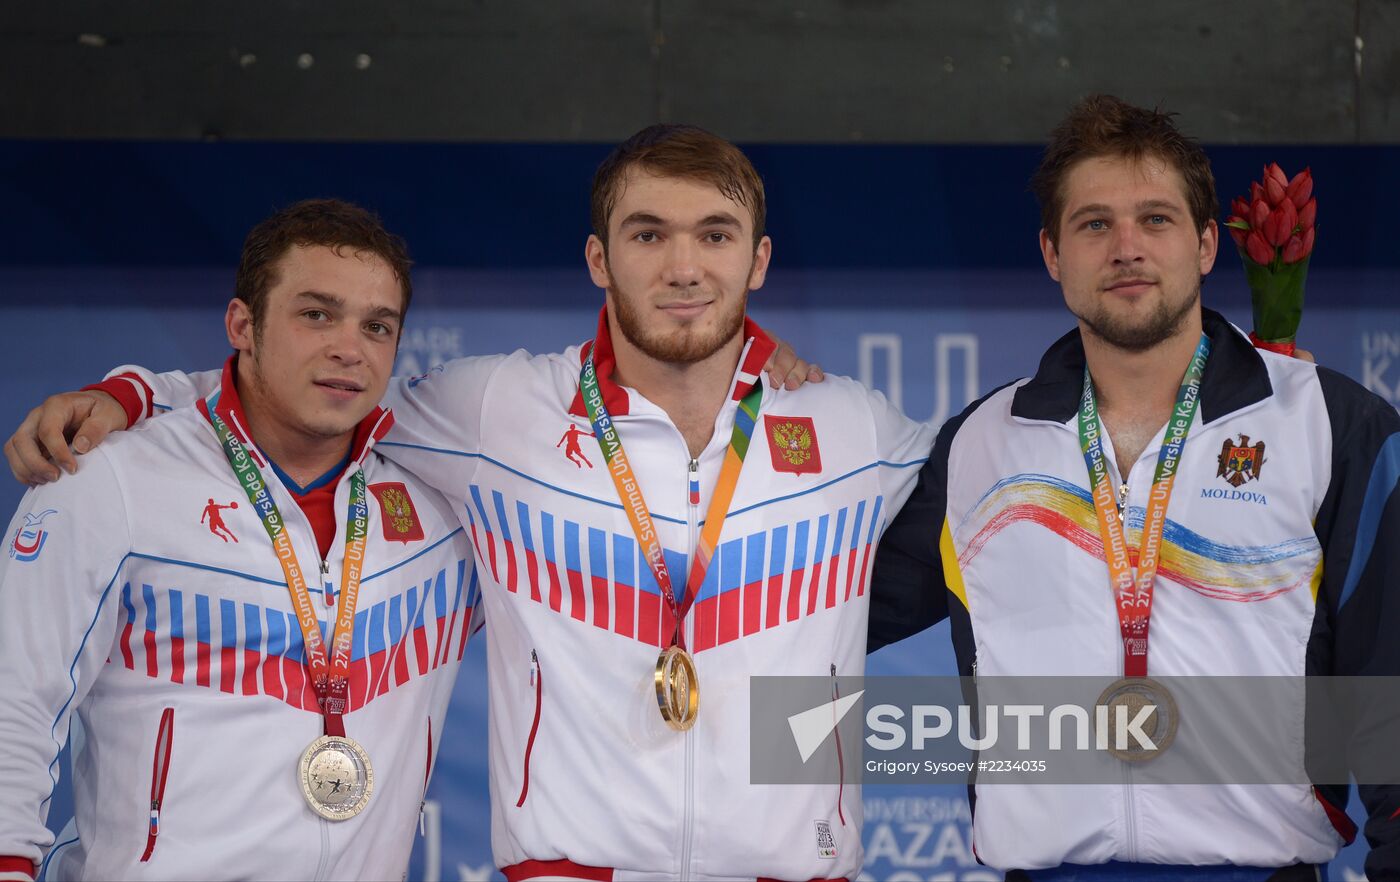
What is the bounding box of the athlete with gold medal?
[579,348,764,731]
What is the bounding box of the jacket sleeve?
[90,353,509,501]
[0,450,131,876]
[372,353,510,499]
[87,365,221,427]
[866,379,1012,656]
[1309,367,1400,879]
[865,383,939,521]
[867,413,959,654]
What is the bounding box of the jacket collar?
[197,353,394,469]
[1010,307,1273,425]
[566,306,777,418]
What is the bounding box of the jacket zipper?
[1122,762,1138,859]
[139,707,175,862]
[313,819,330,881]
[516,650,543,807]
[830,663,846,826]
[679,456,700,878]
[420,717,434,835]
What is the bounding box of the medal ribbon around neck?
[204,392,368,737]
[1078,333,1210,679]
[580,353,763,649]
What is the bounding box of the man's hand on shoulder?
[765,335,825,391]
[4,390,128,485]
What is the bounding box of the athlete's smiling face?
[226,243,403,447]
[585,170,771,366]
[1041,153,1218,353]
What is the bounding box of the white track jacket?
[87,311,935,882]
[0,363,476,881]
[870,310,1400,878]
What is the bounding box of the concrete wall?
[5,1,1397,143]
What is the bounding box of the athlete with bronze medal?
[580,353,764,731]
[1081,333,1210,762]
[204,392,375,818]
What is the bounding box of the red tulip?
[1229,162,1316,350]
[1286,168,1313,209]
[1246,230,1274,266]
[1250,198,1271,230]
[1263,199,1298,248]
[1281,235,1306,265]
[1281,227,1315,265]
[1226,218,1249,248]
[1298,197,1316,232]
[1265,163,1289,206]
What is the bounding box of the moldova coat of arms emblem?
[1216,435,1266,487]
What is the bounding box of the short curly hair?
[235,198,412,329]
[1031,94,1218,247]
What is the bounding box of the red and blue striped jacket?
[0,360,475,882]
[93,310,935,882]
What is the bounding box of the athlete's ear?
[747,236,772,292]
[1040,228,1061,283]
[226,298,255,352]
[1198,218,1219,277]
[585,235,611,290]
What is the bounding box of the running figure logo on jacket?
[201,499,239,542]
[557,424,596,469]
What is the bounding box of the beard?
[1074,282,1201,353]
[607,262,751,365]
[243,350,362,440]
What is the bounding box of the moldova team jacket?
[870,309,1400,878]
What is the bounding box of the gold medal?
[299,734,374,820]
[1095,677,1178,763]
[654,645,700,731]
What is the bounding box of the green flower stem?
[1241,251,1310,343]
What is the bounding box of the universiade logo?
[787,694,1164,762]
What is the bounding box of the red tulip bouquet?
[1224,163,1316,356]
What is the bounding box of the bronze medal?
[299,734,375,820]
[655,645,700,731]
[1095,677,1178,763]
